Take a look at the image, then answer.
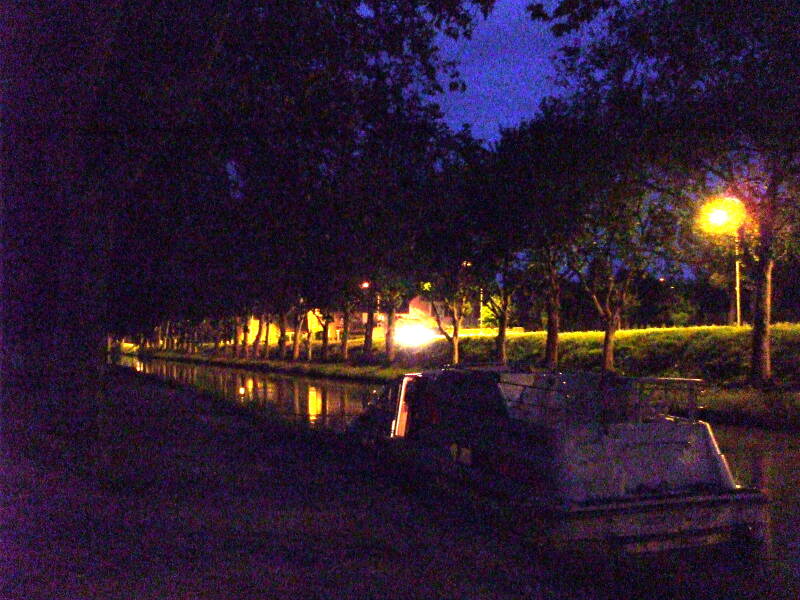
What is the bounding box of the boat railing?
[499,372,703,426]
[632,376,702,421]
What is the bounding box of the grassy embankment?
[132,323,800,427]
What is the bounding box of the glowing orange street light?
[698,195,747,326]
[360,281,370,290]
[698,195,746,235]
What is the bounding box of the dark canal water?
[114,355,377,432]
[115,355,800,596]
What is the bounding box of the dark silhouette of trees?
[2,1,495,444]
[469,142,528,366]
[491,101,597,367]
[535,0,800,384]
[416,132,488,365]
[13,0,800,396]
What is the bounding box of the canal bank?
[122,350,407,383]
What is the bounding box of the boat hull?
[539,489,769,553]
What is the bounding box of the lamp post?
[698,196,747,326]
[360,280,375,352]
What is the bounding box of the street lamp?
[698,195,747,326]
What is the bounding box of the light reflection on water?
[115,355,376,432]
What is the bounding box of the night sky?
[437,0,563,142]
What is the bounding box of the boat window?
[406,379,439,437]
[433,373,508,417]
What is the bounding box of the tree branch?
[430,301,453,344]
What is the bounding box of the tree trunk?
[2,3,121,445]
[451,312,461,365]
[260,314,270,358]
[431,299,460,365]
[291,313,304,360]
[364,297,375,354]
[251,316,263,359]
[240,319,249,358]
[177,323,186,353]
[494,292,509,366]
[341,309,351,361]
[305,322,313,361]
[544,272,561,368]
[320,316,330,361]
[385,306,397,363]
[212,327,220,355]
[278,312,289,360]
[232,318,239,358]
[751,256,774,385]
[601,311,618,372]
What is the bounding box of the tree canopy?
[532,0,800,383]
[1,0,495,435]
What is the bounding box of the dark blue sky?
[437,0,563,142]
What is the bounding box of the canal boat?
[350,367,769,554]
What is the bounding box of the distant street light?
[698,195,747,326]
[395,322,438,347]
[360,281,370,290]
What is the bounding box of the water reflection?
[116,355,374,432]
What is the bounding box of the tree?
[113,0,500,359]
[1,2,207,439]
[571,189,679,371]
[535,0,800,384]
[469,148,529,365]
[477,260,526,366]
[417,133,487,365]
[421,264,480,366]
[491,102,594,367]
[378,276,417,364]
[569,101,684,371]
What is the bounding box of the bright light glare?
[698,196,746,235]
[707,208,730,227]
[395,323,437,347]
